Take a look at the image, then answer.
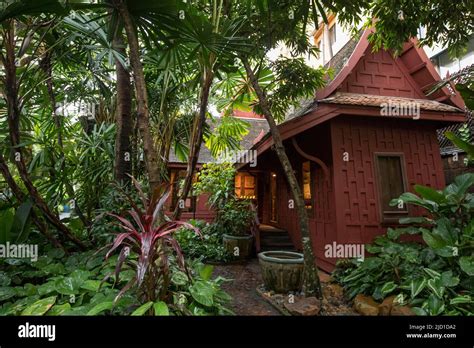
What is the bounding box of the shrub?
[175,221,233,263]
[168,259,233,315]
[217,199,257,236]
[334,173,474,315]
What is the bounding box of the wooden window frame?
[235,172,257,200]
[374,152,409,224]
[301,161,315,217]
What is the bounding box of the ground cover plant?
[334,172,474,315]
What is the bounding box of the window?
[302,161,314,212]
[235,173,256,199]
[375,154,408,222]
[170,170,196,212]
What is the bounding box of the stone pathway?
[212,258,356,316]
[212,259,280,315]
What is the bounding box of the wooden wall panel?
[339,48,425,98]
[331,117,446,248]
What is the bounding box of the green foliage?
[169,260,233,316]
[264,57,330,121]
[175,220,233,263]
[0,245,233,316]
[0,248,137,316]
[193,162,236,212]
[0,199,33,244]
[204,116,250,158]
[73,123,116,219]
[335,173,474,315]
[217,199,256,237]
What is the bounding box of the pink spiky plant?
[104,176,200,304]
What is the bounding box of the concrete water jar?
[222,234,253,259]
[258,251,304,293]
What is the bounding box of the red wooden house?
[166,113,269,222]
[238,30,466,271]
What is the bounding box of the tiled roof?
[324,34,359,82]
[319,92,464,113]
[168,117,269,164]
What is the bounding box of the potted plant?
[193,163,258,259]
[218,199,257,259]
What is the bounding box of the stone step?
[260,244,296,252]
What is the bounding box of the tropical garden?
[0,0,473,316]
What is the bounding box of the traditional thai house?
[237,29,467,271]
[165,112,268,222]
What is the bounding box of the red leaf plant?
[104,176,200,305]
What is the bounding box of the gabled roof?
[316,29,465,109]
[247,29,467,159]
[168,116,269,165]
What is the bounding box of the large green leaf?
[0,208,14,243]
[445,132,474,159]
[11,199,33,243]
[414,185,446,204]
[131,301,154,316]
[453,173,474,196]
[189,280,215,307]
[0,271,11,287]
[422,230,446,249]
[54,270,90,295]
[427,294,445,315]
[390,192,435,212]
[199,264,214,281]
[410,278,427,298]
[21,296,56,316]
[87,301,114,316]
[459,256,474,276]
[0,286,17,301]
[171,270,189,286]
[81,280,105,292]
[427,278,444,298]
[153,301,169,316]
[449,295,473,305]
[381,281,397,296]
[441,271,460,287]
[38,281,57,296]
[47,303,71,315]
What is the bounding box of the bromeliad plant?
[104,177,200,309]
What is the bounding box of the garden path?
[212,259,280,315]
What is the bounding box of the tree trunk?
[2,21,85,250]
[40,51,89,227]
[113,0,161,192]
[0,153,64,250]
[241,57,322,299]
[172,68,213,220]
[112,33,133,184]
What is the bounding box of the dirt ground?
[212,258,281,315]
[212,258,357,316]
